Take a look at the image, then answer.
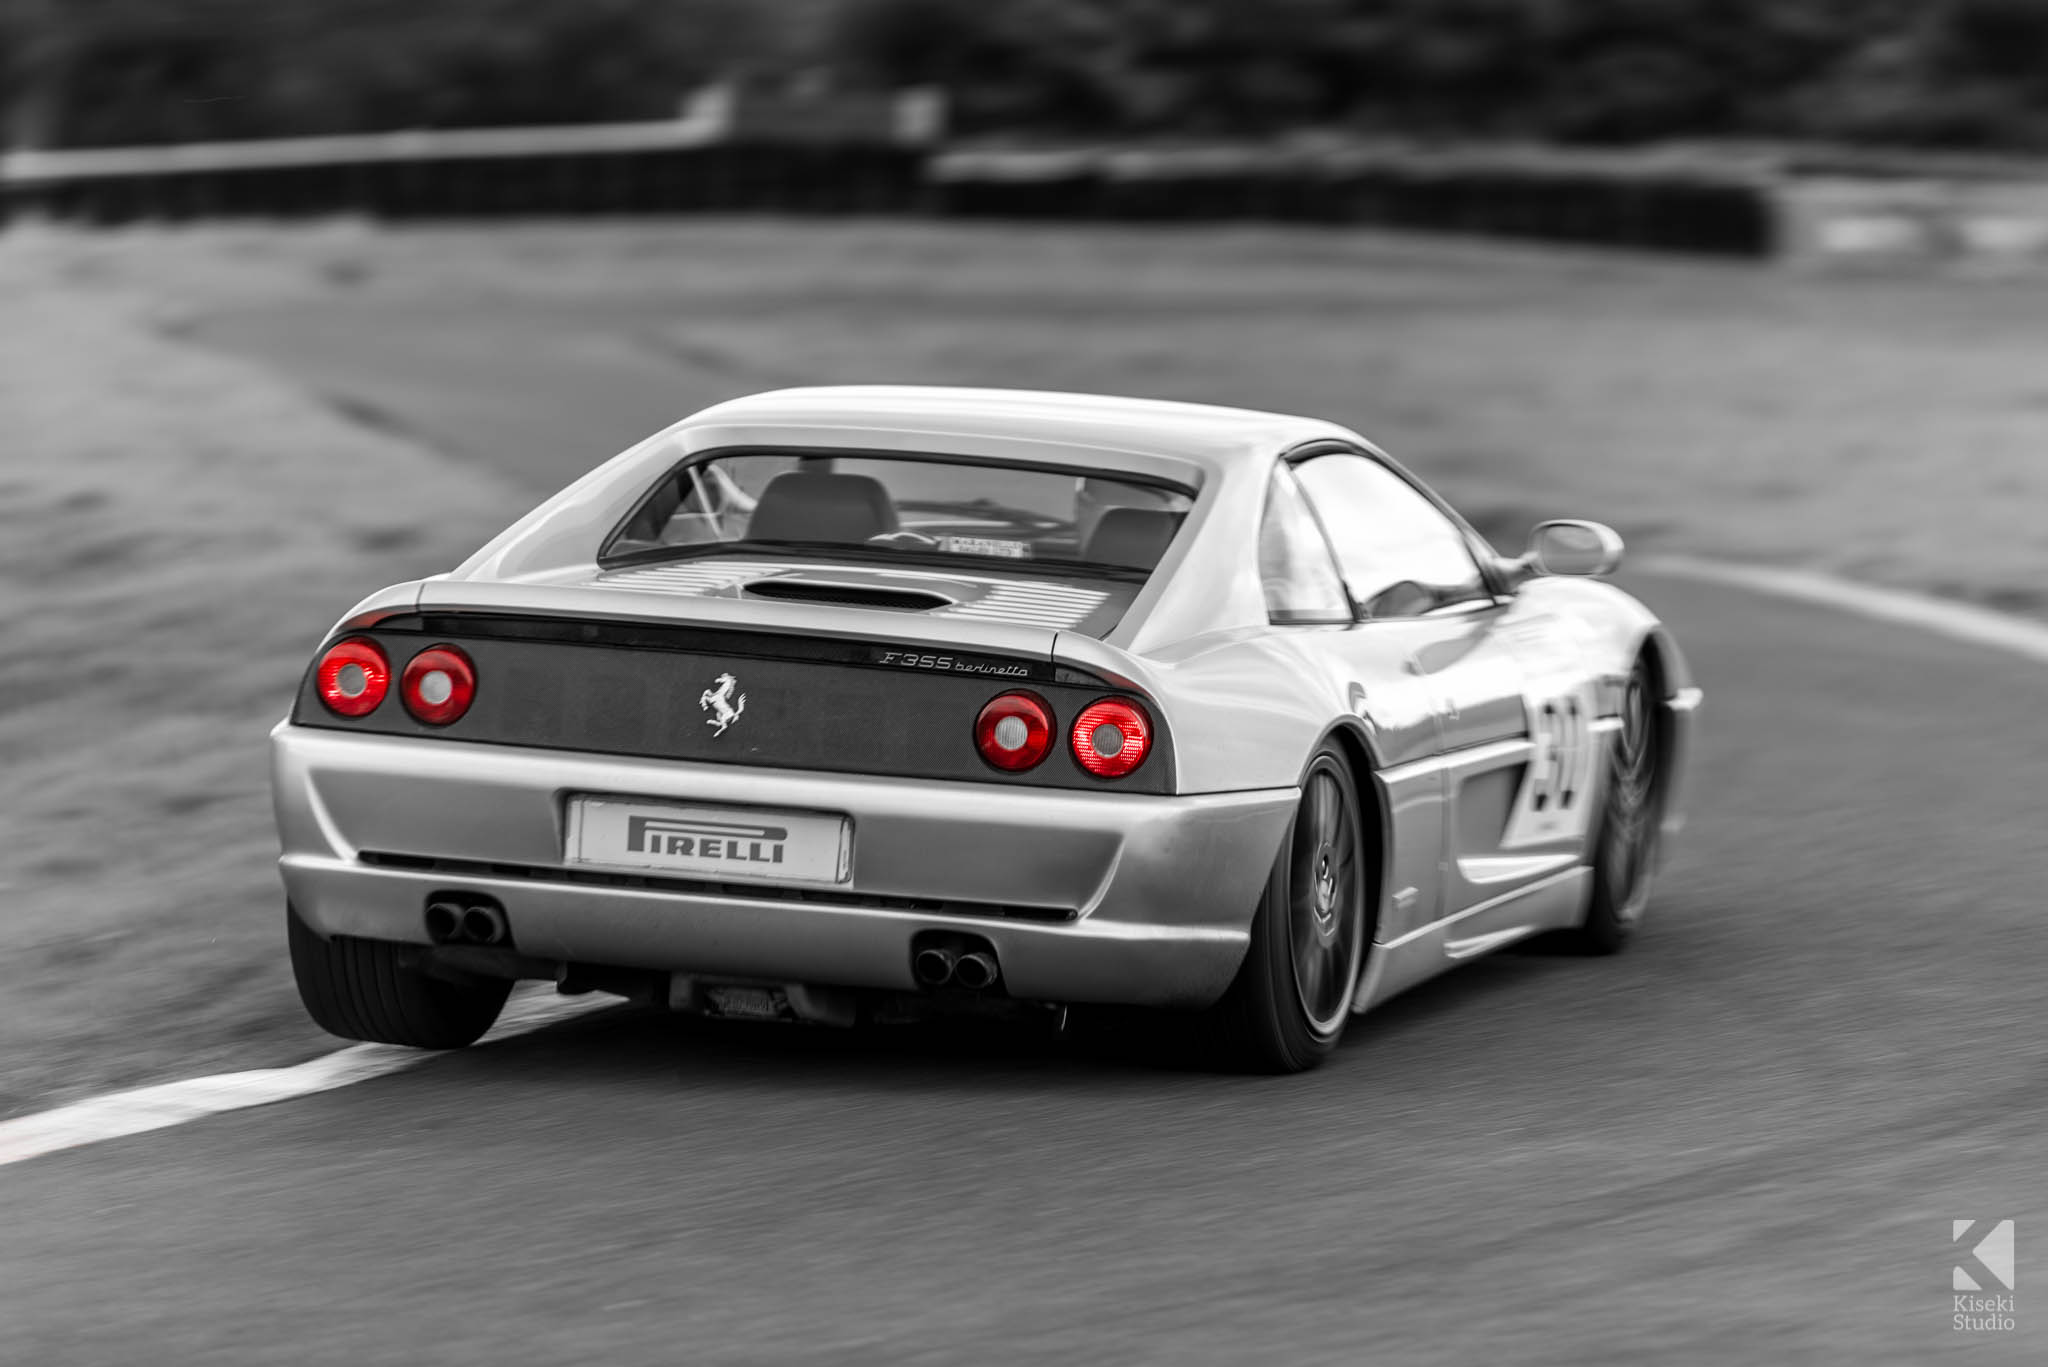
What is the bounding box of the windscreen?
[602,452,1195,575]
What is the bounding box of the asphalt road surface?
[5,304,2041,1365]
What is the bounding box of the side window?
[1258,464,1352,624]
[1292,454,1488,618]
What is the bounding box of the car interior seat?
[747,472,900,544]
[1082,507,1185,570]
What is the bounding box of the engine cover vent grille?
[743,579,953,611]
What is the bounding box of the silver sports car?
[273,386,1700,1071]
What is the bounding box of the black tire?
[1205,746,1370,1073]
[288,903,510,1048]
[1570,654,1662,955]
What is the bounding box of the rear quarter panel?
[1073,572,1692,817]
[1060,625,1439,794]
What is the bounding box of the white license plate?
[565,797,850,885]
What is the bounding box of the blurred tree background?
[3,0,2047,151]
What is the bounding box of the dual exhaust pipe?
[912,944,1000,991]
[428,898,991,993]
[425,896,510,948]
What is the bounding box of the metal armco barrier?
[8,103,2048,270]
[931,145,1783,257]
[0,87,938,223]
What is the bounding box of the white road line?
[0,986,616,1169]
[5,555,2044,1170]
[1641,555,2048,665]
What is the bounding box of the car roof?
[676,385,1366,476]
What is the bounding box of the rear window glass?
[603,452,1196,575]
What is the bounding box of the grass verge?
[0,227,527,1116]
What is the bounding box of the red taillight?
[315,637,390,718]
[1070,697,1152,779]
[974,691,1054,771]
[400,645,477,726]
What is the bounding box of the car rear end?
[273,440,1296,1026]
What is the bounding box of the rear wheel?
[288,903,509,1048]
[1206,746,1369,1073]
[1570,655,1661,954]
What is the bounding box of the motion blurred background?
[13,0,2048,149]
[10,0,2048,260]
[4,6,2046,1360]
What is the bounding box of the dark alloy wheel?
[1207,745,1370,1072]
[1572,655,1662,954]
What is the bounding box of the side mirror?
[1526,520,1624,577]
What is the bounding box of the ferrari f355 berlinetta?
[273,386,1699,1071]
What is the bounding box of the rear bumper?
[271,724,1294,1009]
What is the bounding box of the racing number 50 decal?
[1501,680,1601,849]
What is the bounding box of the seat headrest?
[747,472,899,545]
[1083,507,1184,570]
